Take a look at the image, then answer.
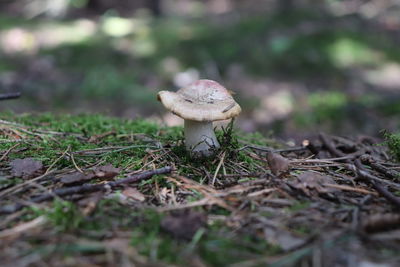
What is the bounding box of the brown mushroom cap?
[157,79,241,122]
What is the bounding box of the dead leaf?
[161,210,207,240]
[122,187,145,202]
[93,164,120,179]
[60,172,95,185]
[10,158,43,179]
[88,130,116,144]
[290,171,337,196]
[267,152,290,176]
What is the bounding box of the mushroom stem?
[184,120,220,157]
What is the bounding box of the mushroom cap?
[157,79,241,121]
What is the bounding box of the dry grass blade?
[0,143,20,162]
[0,216,47,239]
[0,170,56,199]
[324,184,378,196]
[212,151,226,185]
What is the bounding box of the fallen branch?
[363,213,400,233]
[319,133,347,160]
[0,92,21,101]
[360,155,400,181]
[0,166,172,215]
[324,183,378,196]
[354,160,400,208]
[239,144,307,153]
[319,133,400,208]
[345,163,400,189]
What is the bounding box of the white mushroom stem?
[184,120,220,157]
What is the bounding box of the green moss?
[286,201,311,212]
[239,132,277,147]
[0,113,163,168]
[8,113,159,135]
[0,176,22,190]
[384,132,400,162]
[129,209,280,266]
[1,113,265,177]
[28,198,127,233]
[32,200,86,232]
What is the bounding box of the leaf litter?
[290,171,338,196]
[266,152,290,176]
[0,115,400,266]
[161,210,207,240]
[60,164,121,185]
[10,158,44,179]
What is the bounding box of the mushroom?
[158,79,241,157]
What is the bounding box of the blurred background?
[0,0,399,139]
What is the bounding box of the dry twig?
[0,92,21,101]
[0,166,172,214]
[319,133,400,208]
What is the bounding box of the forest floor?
[0,113,399,266]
